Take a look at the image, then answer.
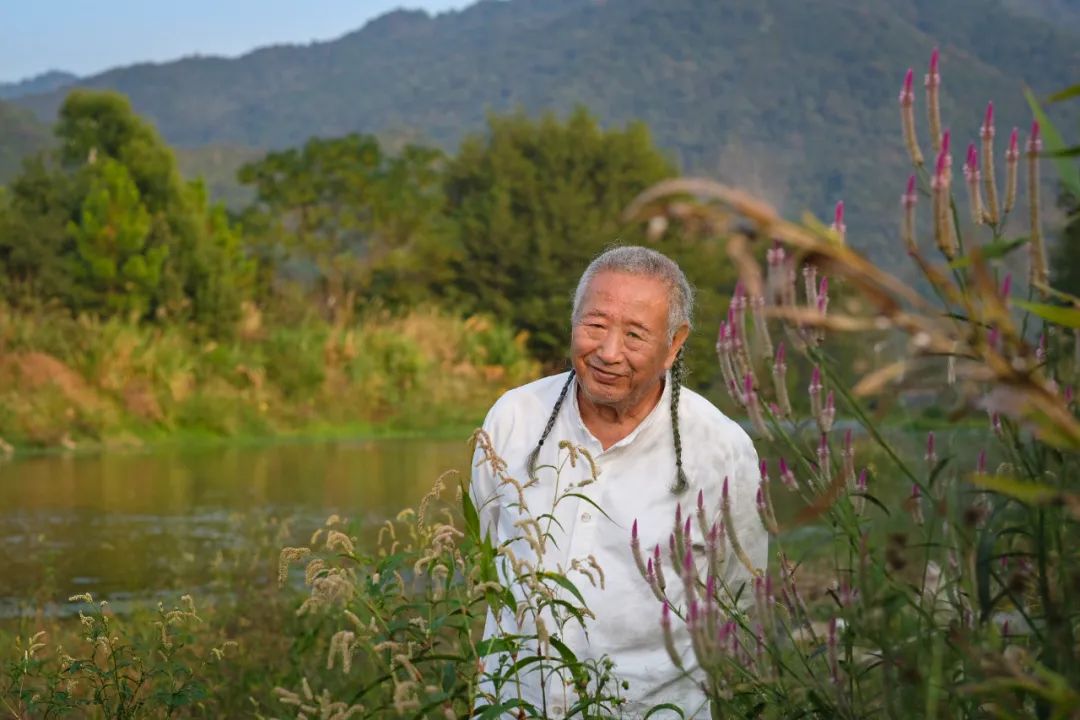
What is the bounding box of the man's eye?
[628,332,643,341]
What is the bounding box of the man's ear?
[665,324,690,370]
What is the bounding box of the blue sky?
[1,1,475,83]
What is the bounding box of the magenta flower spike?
[817,276,829,311]
[857,469,868,492]
[965,143,978,176]
[904,175,917,208]
[1065,386,1075,405]
[632,518,638,541]
[760,459,769,482]
[982,102,994,138]
[976,449,987,475]
[844,428,853,455]
[929,47,939,76]
[926,431,937,466]
[683,516,692,540]
[775,341,786,367]
[900,68,914,105]
[831,201,846,241]
[756,486,766,514]
[1000,273,1012,301]
[674,502,682,530]
[779,457,797,491]
[1029,120,1042,150]
[723,476,730,506]
[1008,127,1020,156]
[902,174,918,252]
[941,128,950,158]
[697,489,705,512]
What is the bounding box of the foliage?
[0,91,251,334]
[614,70,1080,716]
[0,303,538,448]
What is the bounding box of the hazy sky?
[1,1,476,83]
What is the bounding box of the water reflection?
[0,438,470,614]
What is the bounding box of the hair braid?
[670,348,689,495]
[527,370,576,481]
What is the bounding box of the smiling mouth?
[588,365,624,383]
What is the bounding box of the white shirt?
[471,371,767,718]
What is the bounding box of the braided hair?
[670,347,689,495]
[526,369,576,481]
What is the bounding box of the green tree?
[0,90,250,333]
[440,108,679,362]
[239,135,449,311]
[66,157,164,315]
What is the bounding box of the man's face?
[571,270,688,412]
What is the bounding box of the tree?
[440,108,681,362]
[66,157,163,315]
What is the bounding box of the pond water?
[0,437,470,617]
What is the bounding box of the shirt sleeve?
[469,396,514,543]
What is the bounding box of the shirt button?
[581,512,592,522]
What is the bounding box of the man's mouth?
[588,365,623,383]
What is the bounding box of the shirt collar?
[570,370,673,454]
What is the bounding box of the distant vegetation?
[7,0,1080,266]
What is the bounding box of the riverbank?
[0,303,540,453]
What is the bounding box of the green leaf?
[644,703,688,718]
[1045,146,1080,158]
[536,571,588,606]
[948,236,1027,268]
[560,492,615,522]
[970,474,1059,505]
[474,699,535,719]
[1047,84,1080,103]
[1012,300,1080,329]
[547,636,588,688]
[475,637,520,656]
[1026,89,1080,196]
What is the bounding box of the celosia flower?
[751,293,773,361]
[925,49,942,153]
[653,544,667,592]
[981,101,1000,223]
[925,431,937,467]
[932,130,955,258]
[772,341,793,417]
[842,429,855,487]
[1028,121,1046,286]
[831,201,846,243]
[696,489,709,538]
[902,174,918,254]
[853,469,868,515]
[661,602,683,669]
[999,273,1012,305]
[819,390,836,434]
[809,366,824,420]
[964,143,984,225]
[631,519,648,579]
[908,484,925,526]
[899,68,924,165]
[779,457,797,491]
[1004,127,1020,213]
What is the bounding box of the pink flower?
[981,101,994,140]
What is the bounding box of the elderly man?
[471,246,766,718]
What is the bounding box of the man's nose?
[596,330,623,362]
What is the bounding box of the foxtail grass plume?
[925,49,943,153]
[1027,121,1047,287]
[1005,127,1020,213]
[902,174,918,254]
[899,68,924,165]
[964,143,985,225]
[981,102,1000,223]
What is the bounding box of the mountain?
[0,70,79,100]
[9,0,1080,262]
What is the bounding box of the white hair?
[571,245,694,340]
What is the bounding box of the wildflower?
[673,504,686,563]
[925,431,938,467]
[817,433,832,485]
[327,630,356,674]
[771,341,793,417]
[779,457,798,491]
[766,240,789,305]
[964,143,985,225]
[932,130,955,259]
[853,469,868,515]
[819,390,836,434]
[841,429,855,488]
[682,546,698,601]
[809,366,824,420]
[827,617,841,685]
[899,68,924,165]
[278,547,311,587]
[1004,127,1020,213]
[645,558,665,602]
[1036,333,1047,365]
[815,276,829,345]
[653,544,667,592]
[661,602,683,670]
[925,48,942,153]
[744,373,772,438]
[723,477,762,576]
[1028,121,1047,286]
[803,265,819,314]
[326,530,355,554]
[981,102,1000,223]
[696,489,709,539]
[631,519,647,580]
[716,322,742,407]
[831,201,846,243]
[991,411,1003,438]
[706,521,725,579]
[902,174,918,254]
[908,484,925,526]
[751,293,773,361]
[756,484,778,535]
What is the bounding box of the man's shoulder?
[485,371,572,426]
[678,384,754,449]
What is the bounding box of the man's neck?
[576,378,665,450]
